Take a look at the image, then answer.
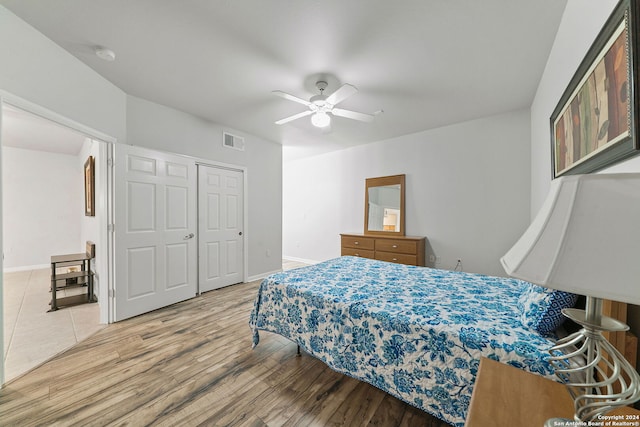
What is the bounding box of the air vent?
[223,132,245,151]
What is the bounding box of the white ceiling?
[1,0,568,156]
[1,105,87,155]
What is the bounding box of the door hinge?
[108,288,115,298]
[108,224,115,232]
[107,157,114,167]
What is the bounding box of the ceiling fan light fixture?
[273,80,374,127]
[311,111,331,128]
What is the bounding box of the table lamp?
[501,173,640,424]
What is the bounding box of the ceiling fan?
[273,81,375,128]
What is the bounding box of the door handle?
[184,233,195,240]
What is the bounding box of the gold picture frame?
[84,156,95,216]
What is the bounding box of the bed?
[249,256,577,426]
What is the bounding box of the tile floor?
[3,268,104,382]
[3,259,309,382]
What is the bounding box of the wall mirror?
[364,174,405,236]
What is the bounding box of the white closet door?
[114,145,197,321]
[198,165,244,293]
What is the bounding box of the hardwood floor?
[0,280,449,427]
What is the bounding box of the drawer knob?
[354,241,359,245]
[392,258,398,261]
[355,253,360,257]
[392,245,398,248]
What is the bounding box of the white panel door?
[114,145,197,321]
[198,165,244,292]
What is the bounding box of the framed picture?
[550,0,640,178]
[84,156,95,216]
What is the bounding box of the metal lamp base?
[545,296,640,424]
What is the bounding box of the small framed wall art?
[84,155,95,216]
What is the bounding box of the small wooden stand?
[49,253,95,311]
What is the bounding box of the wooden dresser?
[340,233,426,266]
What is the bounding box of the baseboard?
[3,263,50,273]
[282,255,321,265]
[247,269,282,283]
[245,257,322,283]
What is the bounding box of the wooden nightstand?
[465,357,640,427]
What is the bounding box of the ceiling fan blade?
[331,108,374,122]
[275,110,313,125]
[272,90,311,106]
[326,83,358,105]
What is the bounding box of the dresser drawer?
[341,235,375,250]
[340,233,426,266]
[375,251,418,265]
[342,247,375,259]
[375,239,417,254]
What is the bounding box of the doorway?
[0,96,248,382]
[0,102,109,381]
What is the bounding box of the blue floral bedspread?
[249,256,556,426]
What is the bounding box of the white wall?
[126,95,283,278]
[2,146,83,270]
[531,0,640,369]
[0,106,3,385]
[0,5,125,339]
[1,141,104,299]
[0,5,283,282]
[79,140,100,252]
[0,7,126,145]
[284,109,531,277]
[78,139,103,298]
[0,5,283,384]
[530,0,639,215]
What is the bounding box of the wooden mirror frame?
[364,174,405,236]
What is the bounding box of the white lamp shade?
[501,173,640,306]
